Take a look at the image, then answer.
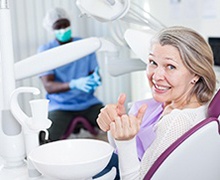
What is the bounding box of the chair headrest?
[208,89,220,118]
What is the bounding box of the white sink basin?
[28,139,114,180]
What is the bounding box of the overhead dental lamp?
[76,0,165,30]
[76,0,166,68]
[76,0,130,22]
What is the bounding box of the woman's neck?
[162,96,201,116]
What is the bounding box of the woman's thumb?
[117,93,126,116]
[136,104,147,123]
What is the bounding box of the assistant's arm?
[40,74,70,94]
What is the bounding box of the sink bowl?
[28,139,114,180]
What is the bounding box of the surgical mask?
[55,27,72,42]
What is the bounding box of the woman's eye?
[149,59,157,66]
[168,64,176,70]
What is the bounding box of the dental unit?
[0,0,163,179]
[0,0,102,179]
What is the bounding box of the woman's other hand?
[110,104,147,140]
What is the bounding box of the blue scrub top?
[38,37,102,111]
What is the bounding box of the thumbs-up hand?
[110,104,147,141]
[97,93,127,132]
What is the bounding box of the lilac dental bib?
[129,98,163,159]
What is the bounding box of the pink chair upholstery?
[144,89,220,180]
[61,116,99,139]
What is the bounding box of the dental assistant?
[38,7,103,142]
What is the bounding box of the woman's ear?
[191,74,200,84]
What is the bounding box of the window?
[208,37,220,66]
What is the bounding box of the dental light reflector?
[76,0,130,22]
[124,29,154,63]
[14,37,101,80]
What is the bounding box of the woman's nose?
[152,67,165,81]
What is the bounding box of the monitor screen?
[208,37,220,66]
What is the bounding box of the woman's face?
[146,43,196,105]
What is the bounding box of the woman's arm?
[109,105,147,179]
[115,138,140,180]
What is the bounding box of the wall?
[148,0,220,36]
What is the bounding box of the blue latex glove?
[90,67,101,90]
[69,76,96,93]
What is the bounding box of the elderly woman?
[97,26,216,179]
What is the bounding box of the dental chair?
[144,89,220,180]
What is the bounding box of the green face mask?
[55,27,72,42]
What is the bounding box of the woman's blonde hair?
[151,26,216,104]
